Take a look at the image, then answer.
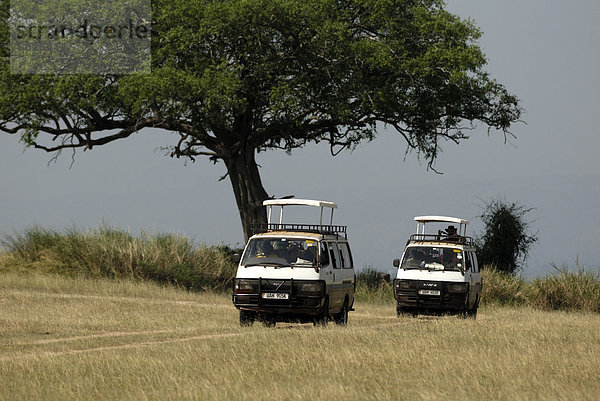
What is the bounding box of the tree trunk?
[224,147,269,242]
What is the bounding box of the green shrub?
[475,198,538,275]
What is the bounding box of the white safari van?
[393,216,482,318]
[232,199,355,326]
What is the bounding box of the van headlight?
[448,283,469,293]
[234,279,255,293]
[298,281,324,296]
[395,280,411,290]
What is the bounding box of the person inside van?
[272,240,288,258]
[402,249,425,268]
[256,241,277,258]
[286,243,300,263]
[441,248,464,271]
[297,245,317,264]
[443,225,462,242]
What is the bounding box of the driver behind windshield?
[272,240,288,258]
[256,241,277,258]
[401,247,462,271]
[243,239,317,266]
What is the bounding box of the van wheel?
[460,296,477,319]
[334,300,349,325]
[398,307,419,317]
[314,313,328,327]
[396,307,408,317]
[314,297,329,327]
[260,315,276,327]
[239,311,255,326]
[469,305,478,318]
[468,295,479,318]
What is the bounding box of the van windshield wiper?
[244,262,287,267]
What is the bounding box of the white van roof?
[414,216,468,225]
[260,198,346,238]
[263,199,337,209]
[410,215,471,243]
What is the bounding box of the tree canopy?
[1,0,522,240]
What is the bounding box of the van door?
[465,252,479,308]
[327,242,343,311]
[319,242,334,309]
[471,252,482,302]
[337,242,355,307]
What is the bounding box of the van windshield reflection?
[242,238,318,267]
[401,247,463,271]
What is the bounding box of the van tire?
[334,299,349,325]
[314,297,329,327]
[260,314,276,327]
[314,312,328,327]
[239,310,255,326]
[460,296,477,319]
[397,307,419,317]
[469,295,479,318]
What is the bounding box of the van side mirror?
[393,259,400,268]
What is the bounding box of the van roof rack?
[414,216,468,225]
[409,215,473,246]
[263,199,337,209]
[255,198,347,238]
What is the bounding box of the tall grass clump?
[355,267,393,304]
[481,262,600,313]
[362,263,600,313]
[527,262,600,313]
[0,225,237,291]
[480,267,528,306]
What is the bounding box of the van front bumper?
[232,278,326,317]
[393,279,468,312]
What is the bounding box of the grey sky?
[1,0,599,277]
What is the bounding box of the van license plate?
[418,289,440,296]
[262,292,289,300]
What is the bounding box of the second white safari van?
[393,216,482,318]
[232,199,355,326]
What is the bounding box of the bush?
[3,226,599,313]
[476,198,538,275]
[527,263,600,313]
[480,267,528,306]
[481,262,600,313]
[354,268,394,304]
[0,225,237,291]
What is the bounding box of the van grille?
[394,279,468,310]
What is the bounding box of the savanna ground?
[2,270,599,401]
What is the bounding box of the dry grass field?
[1,270,599,401]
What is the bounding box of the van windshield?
[242,238,318,267]
[400,246,463,272]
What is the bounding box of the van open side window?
[339,243,353,269]
[320,242,330,266]
[329,242,340,269]
[471,252,480,273]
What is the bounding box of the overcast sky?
[1,0,599,277]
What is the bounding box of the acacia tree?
[476,198,538,275]
[1,0,522,240]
